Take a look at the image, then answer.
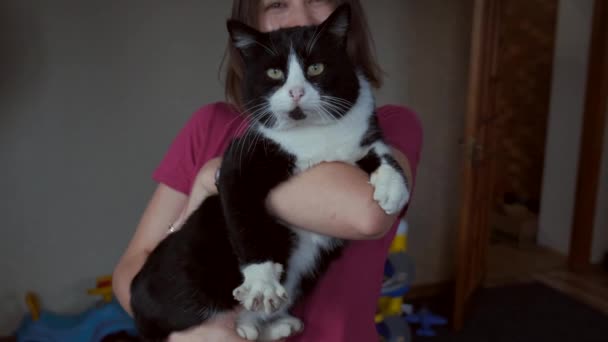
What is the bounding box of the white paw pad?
[370,164,410,214]
[233,262,289,314]
[260,316,304,341]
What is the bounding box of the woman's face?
[257,0,337,32]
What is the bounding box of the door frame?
[569,0,608,271]
[453,0,501,330]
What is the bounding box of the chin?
[270,119,299,131]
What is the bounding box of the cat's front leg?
[371,156,410,214]
[219,137,296,315]
[357,143,410,215]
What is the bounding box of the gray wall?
[0,0,229,333]
[0,0,472,333]
[538,0,607,262]
[367,0,471,285]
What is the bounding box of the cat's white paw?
[236,321,260,340]
[370,164,410,214]
[259,315,304,341]
[233,262,289,314]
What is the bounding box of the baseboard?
[404,281,453,300]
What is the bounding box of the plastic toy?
[87,275,114,303]
[15,275,138,342]
[404,307,447,337]
[375,219,415,342]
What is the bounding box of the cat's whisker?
[231,102,267,136]
[244,109,273,163]
[307,24,326,55]
[306,26,320,55]
[269,35,279,57]
[321,95,353,105]
[314,104,336,124]
[240,108,271,160]
[320,103,351,115]
[254,41,278,56]
[322,99,351,109]
[321,96,354,108]
[323,99,354,110]
[321,105,341,121]
[320,100,351,118]
[237,119,265,164]
[234,105,270,167]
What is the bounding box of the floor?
[485,240,608,316]
[484,241,567,287]
[535,268,608,316]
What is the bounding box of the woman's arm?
[191,149,412,241]
[266,148,412,239]
[112,184,188,315]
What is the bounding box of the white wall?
[0,0,472,334]
[538,0,594,256]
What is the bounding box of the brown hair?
[220,0,383,110]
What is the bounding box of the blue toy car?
[15,299,137,342]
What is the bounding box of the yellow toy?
[87,275,114,303]
[375,219,415,342]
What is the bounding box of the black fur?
[130,196,241,341]
[356,149,381,175]
[218,137,297,266]
[383,153,409,188]
[360,114,383,147]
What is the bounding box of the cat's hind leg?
[258,312,304,341]
[235,310,263,341]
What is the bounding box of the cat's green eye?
[307,63,325,77]
[266,68,284,80]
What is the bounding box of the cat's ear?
[227,20,262,54]
[322,4,351,41]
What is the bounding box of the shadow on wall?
[0,2,44,117]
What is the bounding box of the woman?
[112,0,423,341]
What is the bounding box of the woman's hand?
[168,310,248,342]
[172,157,223,229]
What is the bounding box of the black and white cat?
[130,4,409,341]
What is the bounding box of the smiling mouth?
[288,107,306,121]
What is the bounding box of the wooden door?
[454,0,559,330]
[453,0,501,330]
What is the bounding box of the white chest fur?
[255,74,376,305]
[282,228,341,302]
[259,99,374,173]
[259,73,375,173]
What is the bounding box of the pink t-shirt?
[153,102,423,341]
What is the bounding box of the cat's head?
[227,4,364,130]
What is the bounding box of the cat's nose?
[289,87,305,102]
